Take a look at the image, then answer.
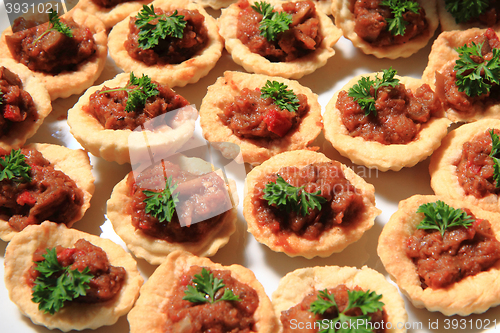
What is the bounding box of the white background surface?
[0,1,500,332]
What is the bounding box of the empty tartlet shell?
[127,250,279,333]
[331,0,438,59]
[323,74,451,171]
[430,119,500,213]
[107,0,223,88]
[243,150,380,258]
[4,221,144,331]
[436,0,500,32]
[0,8,107,100]
[377,194,500,316]
[77,0,154,29]
[106,154,238,265]
[0,143,95,242]
[272,266,407,333]
[218,0,342,79]
[199,71,323,166]
[67,72,197,165]
[0,58,51,151]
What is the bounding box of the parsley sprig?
[260,80,299,112]
[31,248,94,315]
[143,176,179,223]
[348,68,400,116]
[252,1,292,41]
[99,72,159,113]
[445,0,489,24]
[0,90,3,105]
[183,268,241,304]
[135,5,187,50]
[489,130,500,187]
[381,0,421,36]
[0,149,31,183]
[309,289,384,333]
[416,201,475,237]
[263,175,327,216]
[33,10,73,45]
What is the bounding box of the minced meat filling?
[280,285,387,333]
[337,83,442,145]
[125,8,208,66]
[0,148,84,232]
[219,87,308,139]
[407,215,500,289]
[5,17,96,74]
[165,266,258,333]
[27,239,126,303]
[90,0,135,8]
[455,129,500,199]
[87,80,189,130]
[0,66,36,137]
[128,161,232,243]
[236,0,323,62]
[352,0,428,46]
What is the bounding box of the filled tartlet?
[77,0,154,29]
[436,0,500,32]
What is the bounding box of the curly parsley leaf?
[489,129,500,187]
[454,41,500,97]
[135,4,187,50]
[416,200,475,237]
[445,0,490,24]
[182,268,241,304]
[381,0,421,36]
[31,248,93,315]
[0,90,3,105]
[34,9,73,44]
[0,149,31,183]
[348,68,400,116]
[143,176,179,223]
[260,80,300,112]
[252,1,292,41]
[263,175,327,216]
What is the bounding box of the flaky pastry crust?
[323,74,451,171]
[195,0,237,9]
[272,266,407,333]
[0,143,95,242]
[77,0,154,29]
[0,8,107,100]
[218,0,341,79]
[199,71,322,165]
[107,154,238,264]
[4,221,143,331]
[67,72,197,164]
[436,0,500,32]
[378,194,500,316]
[107,0,223,87]
[243,150,380,258]
[0,58,51,150]
[127,250,279,333]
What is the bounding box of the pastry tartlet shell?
[77,0,153,29]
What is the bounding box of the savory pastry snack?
[0,8,107,100]
[0,58,51,151]
[0,143,95,242]
[437,0,500,32]
[200,71,322,165]
[68,72,197,164]
[4,221,143,331]
[422,28,500,122]
[378,195,500,315]
[107,154,238,264]
[77,0,154,29]
[218,0,342,79]
[107,0,223,87]
[243,150,380,258]
[127,250,278,333]
[272,266,407,333]
[324,69,450,171]
[332,0,438,59]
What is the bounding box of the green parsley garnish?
[445,0,490,24]
[347,68,400,116]
[416,200,475,237]
[381,0,421,36]
[143,176,179,223]
[33,9,73,44]
[99,72,159,113]
[260,80,299,112]
[489,129,500,187]
[454,41,500,97]
[135,4,187,50]
[0,90,3,105]
[182,268,241,304]
[251,1,292,41]
[0,149,31,183]
[31,248,93,315]
[309,289,384,333]
[263,175,326,216]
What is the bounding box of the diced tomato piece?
[3,105,23,122]
[467,160,481,174]
[16,191,36,206]
[263,109,292,137]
